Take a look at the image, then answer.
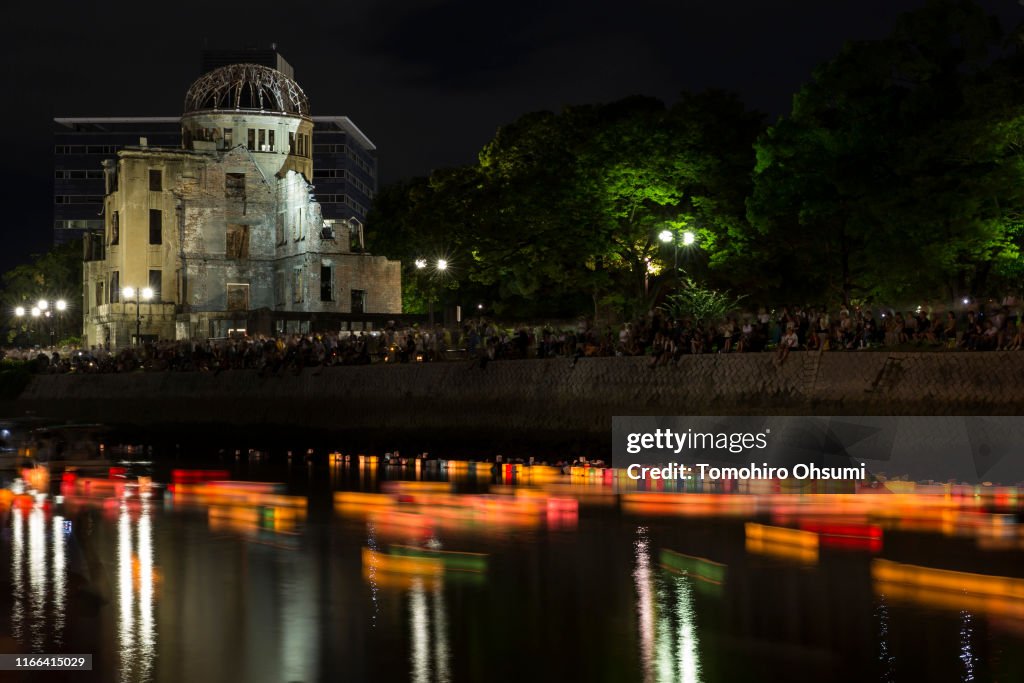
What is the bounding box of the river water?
[1,450,1023,682]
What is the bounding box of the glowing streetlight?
[414,258,427,269]
[31,307,40,318]
[682,231,696,246]
[436,259,448,271]
[658,230,673,244]
[56,300,67,312]
[14,306,24,317]
[37,299,48,311]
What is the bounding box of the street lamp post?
[414,258,447,327]
[659,229,697,291]
[122,286,154,346]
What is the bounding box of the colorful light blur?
[745,523,819,565]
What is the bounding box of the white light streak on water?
[28,507,46,651]
[410,577,430,683]
[633,526,655,683]
[11,508,24,642]
[118,505,135,682]
[52,515,67,646]
[137,504,156,681]
[433,580,451,683]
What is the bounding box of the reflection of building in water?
[633,527,702,683]
[82,63,401,347]
[117,503,156,683]
[409,577,451,683]
[9,508,69,652]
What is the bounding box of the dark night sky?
[1,0,1021,270]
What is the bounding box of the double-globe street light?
[658,229,696,289]
[122,286,153,346]
[14,298,68,346]
[414,258,448,326]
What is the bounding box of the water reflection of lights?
[635,528,702,683]
[11,507,24,642]
[634,527,656,683]
[873,559,1024,621]
[367,521,380,628]
[138,507,155,681]
[29,507,46,650]
[875,595,895,683]
[960,610,976,682]
[408,577,451,683]
[118,502,157,682]
[280,557,317,683]
[675,577,700,683]
[410,579,429,683]
[9,506,70,650]
[52,515,67,647]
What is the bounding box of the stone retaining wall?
[10,352,1024,450]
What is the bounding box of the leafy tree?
[747,0,1007,306]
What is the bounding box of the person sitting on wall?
[777,323,799,364]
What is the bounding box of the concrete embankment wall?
[10,352,1024,453]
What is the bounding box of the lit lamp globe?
[658,230,673,244]
[682,231,696,246]
[56,300,67,311]
[31,307,40,318]
[141,287,154,301]
[37,299,48,311]
[436,259,448,271]
[14,306,25,317]
[123,286,135,299]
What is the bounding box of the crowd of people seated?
[5,300,1023,373]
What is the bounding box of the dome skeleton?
[184,64,310,116]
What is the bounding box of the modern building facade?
[55,48,377,245]
[81,64,400,347]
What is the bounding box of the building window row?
[313,143,347,155]
[55,195,104,204]
[317,194,367,214]
[350,154,373,175]
[247,128,277,152]
[55,169,105,180]
[54,145,119,155]
[310,144,375,174]
[55,219,103,231]
[311,169,375,197]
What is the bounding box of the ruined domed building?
[82,64,401,347]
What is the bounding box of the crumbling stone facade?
[82,64,400,347]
